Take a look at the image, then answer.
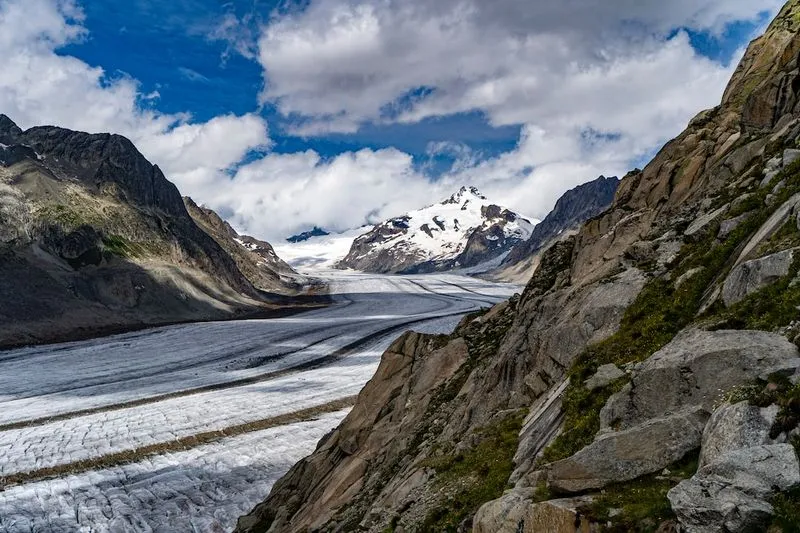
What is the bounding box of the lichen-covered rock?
[699,402,780,468]
[473,491,596,533]
[600,330,800,431]
[717,213,751,240]
[668,444,800,533]
[584,364,625,391]
[547,408,708,493]
[684,205,729,239]
[722,248,797,306]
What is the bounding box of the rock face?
[600,330,800,431]
[473,494,597,533]
[698,402,780,468]
[722,248,797,306]
[668,445,800,533]
[584,364,625,391]
[545,330,799,494]
[489,176,619,283]
[338,186,535,273]
[239,3,800,532]
[0,117,305,348]
[183,198,304,295]
[548,408,709,493]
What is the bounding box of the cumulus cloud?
[0,0,268,194]
[242,0,780,232]
[190,148,442,239]
[0,0,785,244]
[257,0,780,133]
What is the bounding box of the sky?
[0,0,783,240]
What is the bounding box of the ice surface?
[0,411,349,533]
[0,271,517,532]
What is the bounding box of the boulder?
[473,491,596,533]
[717,213,751,241]
[668,444,800,533]
[699,402,779,468]
[684,205,728,239]
[784,148,800,167]
[584,364,625,391]
[547,408,708,493]
[722,248,796,306]
[733,193,800,269]
[600,329,800,431]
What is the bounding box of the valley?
[0,271,517,533]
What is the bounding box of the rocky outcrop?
[237,331,474,532]
[584,364,625,391]
[548,407,709,493]
[698,402,780,468]
[473,494,597,533]
[0,116,308,348]
[599,330,800,431]
[722,248,797,306]
[668,445,800,533]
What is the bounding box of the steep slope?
[488,176,619,283]
[0,117,310,348]
[338,186,535,273]
[183,198,305,294]
[238,3,800,532]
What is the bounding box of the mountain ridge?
[337,186,536,274]
[0,115,316,348]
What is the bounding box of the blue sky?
[61,1,770,174]
[0,0,783,239]
[61,0,523,170]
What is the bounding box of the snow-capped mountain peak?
[338,187,538,274]
[443,185,487,205]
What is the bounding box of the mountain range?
[0,116,314,348]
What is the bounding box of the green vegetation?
[582,453,699,533]
[35,203,89,230]
[712,255,800,332]
[772,488,800,533]
[419,410,527,532]
[539,158,800,466]
[101,234,157,259]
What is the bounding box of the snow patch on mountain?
[274,228,367,272]
[338,186,538,274]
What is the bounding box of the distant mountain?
[183,198,303,291]
[0,115,307,348]
[286,226,330,243]
[337,186,536,274]
[490,176,619,282]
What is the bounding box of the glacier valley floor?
[0,271,517,533]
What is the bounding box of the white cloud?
[0,0,268,195]
[257,0,781,133]
[192,148,440,240]
[0,0,785,244]
[241,0,781,234]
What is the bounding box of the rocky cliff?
[489,176,619,283]
[337,186,535,274]
[0,117,310,348]
[238,3,800,532]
